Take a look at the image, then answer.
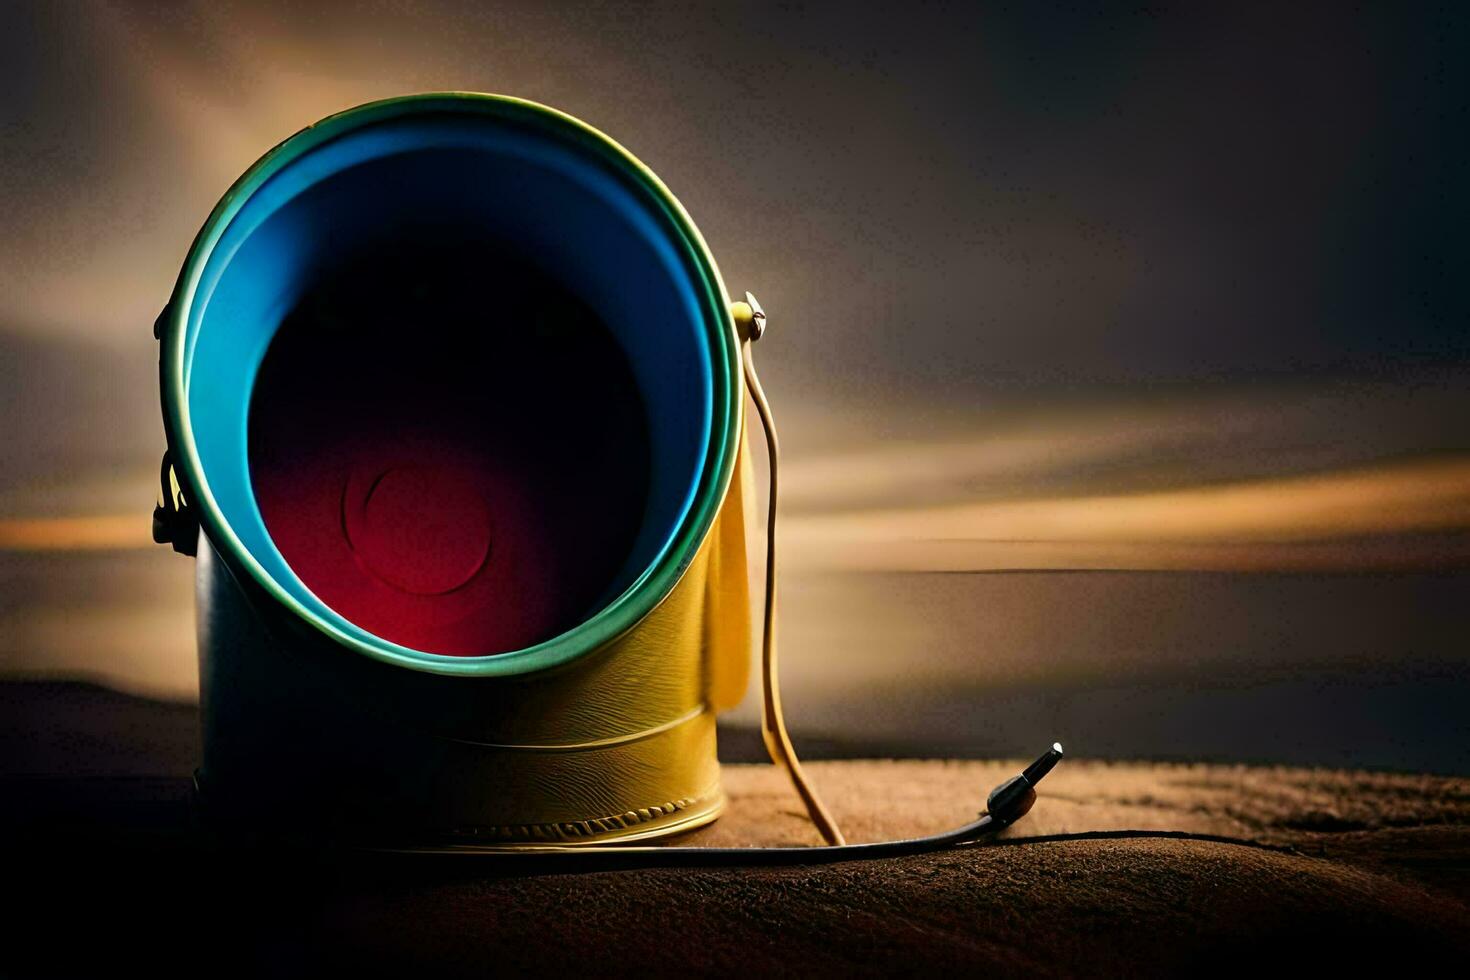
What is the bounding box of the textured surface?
[4,682,1469,977]
[708,757,1470,850]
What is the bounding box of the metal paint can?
[154,94,753,843]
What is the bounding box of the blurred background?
[1,2,1466,771]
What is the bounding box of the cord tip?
[1022,742,1065,786]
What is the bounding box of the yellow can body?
[161,95,756,843]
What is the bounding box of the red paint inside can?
[248,246,650,655]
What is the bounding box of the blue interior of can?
[177,110,716,658]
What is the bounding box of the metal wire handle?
[735,292,847,846]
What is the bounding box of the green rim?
[161,93,743,677]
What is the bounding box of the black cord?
[371,814,1005,869]
[363,743,1068,869]
[363,825,1297,873]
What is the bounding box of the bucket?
[153,94,756,843]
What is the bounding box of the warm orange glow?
[0,515,150,551]
[783,456,1470,571]
[8,456,1466,572]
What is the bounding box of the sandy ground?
[3,680,1469,976]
